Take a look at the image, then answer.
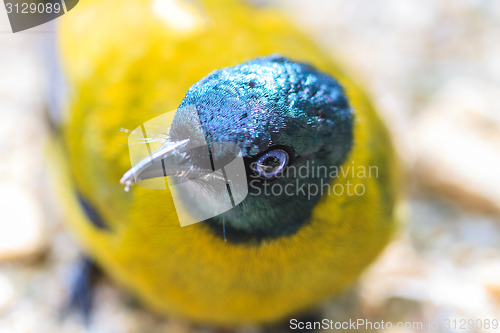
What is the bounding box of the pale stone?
[413,77,500,213]
[0,182,47,261]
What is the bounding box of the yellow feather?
[54,0,400,325]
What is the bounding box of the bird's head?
[122,55,354,242]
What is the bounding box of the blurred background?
[0,0,500,332]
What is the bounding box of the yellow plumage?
[54,0,399,325]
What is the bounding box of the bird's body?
[55,0,399,325]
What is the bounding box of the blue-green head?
[123,55,354,242]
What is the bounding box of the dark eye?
[254,149,289,178]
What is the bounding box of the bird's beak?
[120,138,225,191]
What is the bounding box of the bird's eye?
[253,149,289,178]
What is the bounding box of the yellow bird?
[53,0,400,326]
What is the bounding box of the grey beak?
[120,138,225,191]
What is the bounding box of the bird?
[52,0,400,326]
